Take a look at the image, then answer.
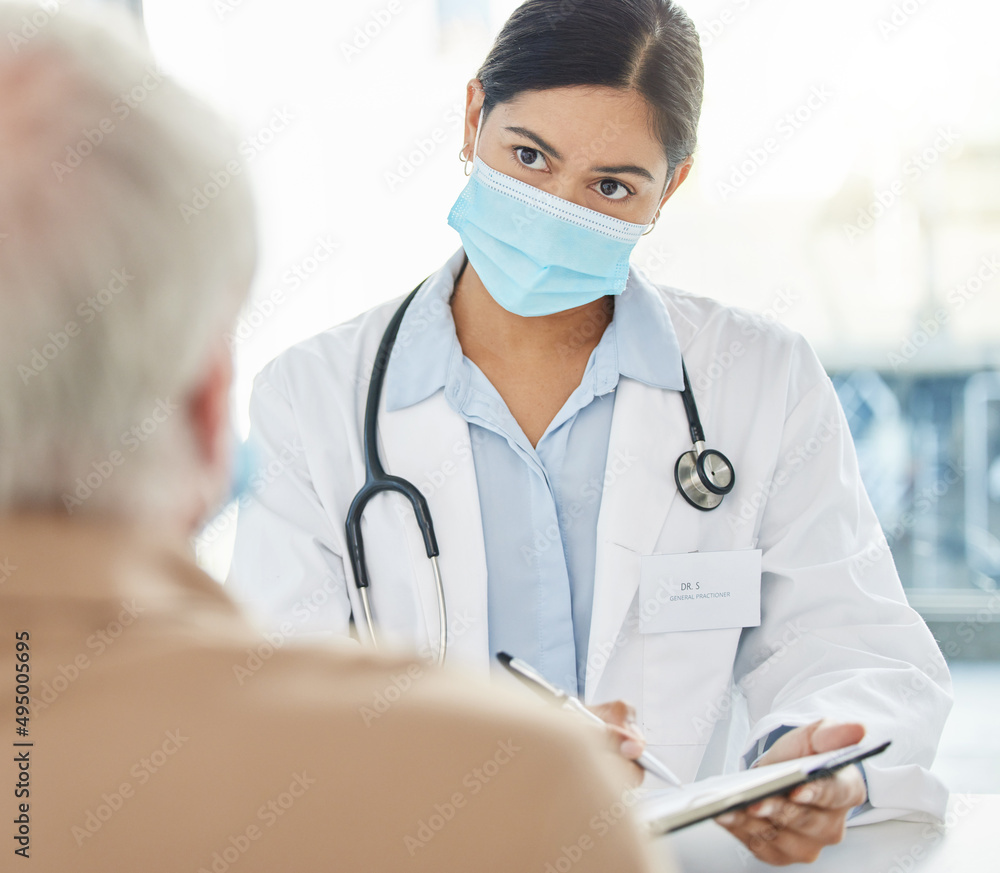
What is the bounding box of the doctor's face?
[464,84,690,226]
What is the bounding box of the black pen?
[496,651,684,788]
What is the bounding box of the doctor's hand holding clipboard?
[713,720,869,865]
[500,649,870,861]
[582,706,872,863]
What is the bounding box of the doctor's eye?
[597,179,634,201]
[514,147,548,171]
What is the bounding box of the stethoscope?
[346,280,736,665]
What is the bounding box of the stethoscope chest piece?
[674,444,736,512]
[673,362,736,512]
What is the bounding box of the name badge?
[638,550,762,634]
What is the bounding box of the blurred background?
[95,0,1000,789]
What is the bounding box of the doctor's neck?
[450,259,613,368]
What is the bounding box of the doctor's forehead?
[486,86,670,174]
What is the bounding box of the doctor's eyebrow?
[590,163,656,182]
[503,126,655,181]
[504,126,564,160]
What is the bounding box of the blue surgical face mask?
[447,111,652,317]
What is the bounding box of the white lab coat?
[228,248,952,825]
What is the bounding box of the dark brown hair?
[477,0,705,176]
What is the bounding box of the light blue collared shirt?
[385,250,683,695]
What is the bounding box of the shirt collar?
[384,248,467,412]
[384,248,684,413]
[613,266,685,392]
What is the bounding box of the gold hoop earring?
[459,142,473,176]
[642,210,661,236]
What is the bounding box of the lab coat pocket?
[639,551,761,749]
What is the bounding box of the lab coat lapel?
[377,391,491,672]
[588,377,690,694]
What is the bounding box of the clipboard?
[637,740,890,835]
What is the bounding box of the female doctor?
[229,0,951,864]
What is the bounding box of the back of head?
[0,1,256,521]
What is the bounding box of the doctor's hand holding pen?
[588,699,648,785]
[497,653,657,785]
[714,719,869,865]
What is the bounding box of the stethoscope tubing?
[346,281,447,665]
[347,280,735,662]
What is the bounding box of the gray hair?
[0,1,256,520]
